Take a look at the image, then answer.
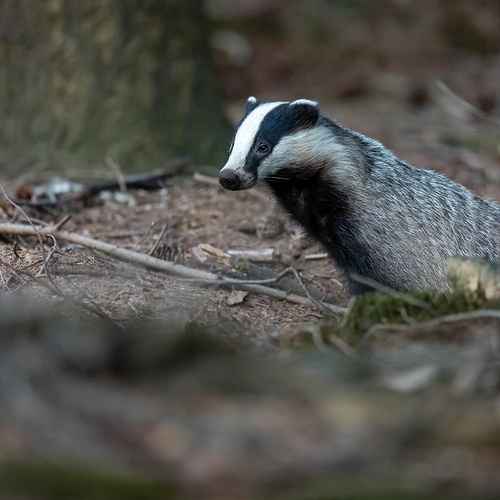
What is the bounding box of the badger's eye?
[257,142,269,153]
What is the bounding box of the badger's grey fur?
[219,97,500,294]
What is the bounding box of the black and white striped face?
[219,97,320,191]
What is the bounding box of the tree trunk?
[0,0,231,172]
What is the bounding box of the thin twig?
[365,309,500,342]
[134,221,157,252]
[168,273,345,313]
[230,283,343,312]
[0,255,30,287]
[36,234,58,277]
[284,266,337,314]
[1,187,46,257]
[350,273,433,310]
[189,266,346,313]
[1,187,54,276]
[53,215,72,231]
[148,224,169,256]
[106,157,127,194]
[436,79,500,127]
[0,222,216,278]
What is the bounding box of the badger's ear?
[245,96,260,115]
[291,98,319,108]
[288,99,319,129]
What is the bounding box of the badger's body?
[219,98,500,294]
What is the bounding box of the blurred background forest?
[0,0,499,174]
[213,0,500,105]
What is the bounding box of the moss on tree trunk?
[0,0,231,172]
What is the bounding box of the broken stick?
[197,243,337,306]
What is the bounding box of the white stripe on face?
[222,101,286,172]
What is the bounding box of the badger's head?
[219,97,320,191]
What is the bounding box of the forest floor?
[0,98,499,499]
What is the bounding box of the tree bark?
[0,0,231,172]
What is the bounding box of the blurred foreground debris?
[0,295,499,499]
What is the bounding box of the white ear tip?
[291,99,318,107]
[247,96,257,103]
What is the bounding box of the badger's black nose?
[219,169,241,190]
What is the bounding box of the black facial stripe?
[258,102,319,151]
[257,104,290,151]
[245,135,266,177]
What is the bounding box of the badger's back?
[339,130,500,292]
[219,97,500,294]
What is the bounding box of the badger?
[219,97,500,294]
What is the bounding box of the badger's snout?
[219,169,242,191]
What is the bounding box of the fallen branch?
[197,243,341,309]
[0,222,218,279]
[14,157,192,208]
[0,223,345,313]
